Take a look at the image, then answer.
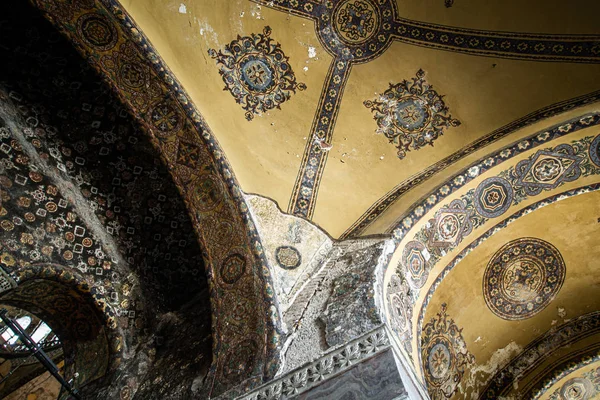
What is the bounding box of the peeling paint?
[308,46,317,58]
[463,341,523,398]
[178,3,186,14]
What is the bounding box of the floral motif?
[483,238,566,320]
[422,304,474,399]
[209,26,306,121]
[364,69,460,159]
[334,0,378,43]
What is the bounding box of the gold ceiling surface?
[120,0,600,238]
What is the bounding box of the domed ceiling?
[119,0,600,239]
[18,0,600,398]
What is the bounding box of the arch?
[27,0,284,395]
[378,112,600,398]
[0,263,122,392]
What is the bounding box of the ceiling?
[118,0,600,239]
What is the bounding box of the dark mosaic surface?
[0,0,208,312]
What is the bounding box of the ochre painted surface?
[423,190,600,399]
[118,0,600,237]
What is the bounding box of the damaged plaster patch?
[178,3,187,14]
[308,46,317,58]
[197,18,219,45]
[463,341,523,398]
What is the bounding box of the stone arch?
[0,263,122,393]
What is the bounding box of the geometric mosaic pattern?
[209,26,306,121]
[365,69,461,159]
[483,238,566,320]
[422,303,474,400]
[549,366,600,400]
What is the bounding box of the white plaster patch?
[463,341,523,398]
[308,46,317,58]
[303,66,309,72]
[197,18,219,45]
[178,3,187,14]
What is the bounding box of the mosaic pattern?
[275,246,301,269]
[334,0,379,44]
[402,241,429,289]
[251,0,600,219]
[28,0,286,394]
[421,304,474,400]
[551,372,600,400]
[473,177,514,218]
[342,92,600,239]
[209,26,306,121]
[483,238,566,320]
[364,69,461,159]
[513,144,582,197]
[480,312,600,398]
[386,274,413,354]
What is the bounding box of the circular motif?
[149,101,182,135]
[425,337,454,382]
[474,177,514,218]
[438,214,460,241]
[191,174,222,212]
[560,377,594,400]
[78,13,118,51]
[395,98,429,131]
[589,134,600,167]
[220,253,246,285]
[222,339,256,381]
[240,56,274,93]
[402,240,428,289]
[532,157,563,182]
[119,62,147,89]
[333,0,380,44]
[483,238,566,320]
[275,246,301,269]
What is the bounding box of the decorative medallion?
[402,240,429,289]
[589,134,600,168]
[483,238,566,321]
[190,174,223,212]
[474,177,514,218]
[220,253,246,285]
[387,274,413,354]
[222,339,257,381]
[427,199,473,248]
[275,246,301,269]
[176,141,204,170]
[77,13,118,51]
[422,303,474,400]
[364,69,461,159]
[208,26,306,121]
[555,377,597,400]
[149,100,183,136]
[333,0,379,44]
[514,144,582,197]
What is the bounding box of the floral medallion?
[387,274,413,354]
[209,26,306,121]
[474,177,514,218]
[77,13,118,51]
[275,246,301,269]
[513,144,582,197]
[422,303,474,400]
[402,240,429,289]
[483,238,566,320]
[220,253,246,285]
[364,69,460,159]
[333,0,379,44]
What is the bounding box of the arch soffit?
[27,1,282,395]
[381,112,600,378]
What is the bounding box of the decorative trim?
[253,0,600,219]
[239,326,390,400]
[480,311,600,399]
[416,183,600,380]
[342,92,600,239]
[0,266,17,294]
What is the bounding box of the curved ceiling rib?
[28,0,283,396]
